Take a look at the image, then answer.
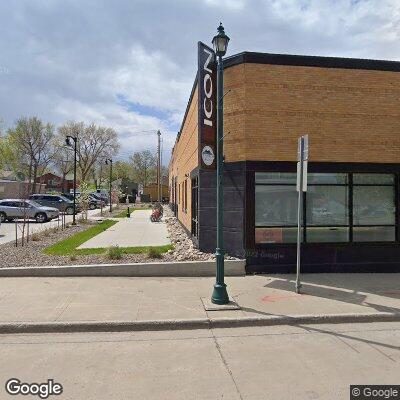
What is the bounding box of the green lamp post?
[65,135,78,225]
[211,23,230,305]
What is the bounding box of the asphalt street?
[0,322,398,400]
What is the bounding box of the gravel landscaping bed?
[162,206,238,262]
[0,205,239,268]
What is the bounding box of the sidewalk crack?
[210,329,243,400]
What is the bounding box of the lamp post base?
[211,283,229,305]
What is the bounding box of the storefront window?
[353,174,394,185]
[353,186,395,225]
[255,172,296,184]
[306,227,349,243]
[306,186,348,226]
[308,173,347,184]
[353,175,396,242]
[255,227,298,244]
[255,185,297,227]
[254,172,397,244]
[353,226,395,242]
[255,173,297,244]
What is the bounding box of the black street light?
[105,158,113,213]
[65,135,78,225]
[211,23,230,305]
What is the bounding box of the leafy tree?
[113,160,133,180]
[7,117,55,193]
[130,150,157,189]
[78,181,92,221]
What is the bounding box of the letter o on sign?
[204,98,212,119]
[204,74,212,98]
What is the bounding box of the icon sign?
[201,145,215,166]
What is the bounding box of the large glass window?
[255,173,297,244]
[306,186,348,226]
[255,172,397,244]
[306,175,349,243]
[353,174,396,242]
[255,186,297,227]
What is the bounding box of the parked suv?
[29,194,78,215]
[62,193,103,210]
[93,190,109,205]
[0,199,59,223]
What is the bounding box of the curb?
[1,312,399,334]
[0,260,246,278]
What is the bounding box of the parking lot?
[0,209,101,245]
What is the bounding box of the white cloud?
[204,0,247,10]
[1,0,400,165]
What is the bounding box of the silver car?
[0,199,60,223]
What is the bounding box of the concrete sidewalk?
[78,209,170,249]
[0,274,398,332]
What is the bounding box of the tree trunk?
[31,164,38,195]
[27,160,33,195]
[61,172,66,193]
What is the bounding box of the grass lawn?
[43,219,173,256]
[114,207,152,218]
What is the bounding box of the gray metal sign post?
[296,135,308,294]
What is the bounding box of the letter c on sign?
[204,74,212,98]
[6,379,20,395]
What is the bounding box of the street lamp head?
[66,135,77,147]
[212,22,230,57]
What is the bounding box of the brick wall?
[223,63,400,163]
[169,85,199,232]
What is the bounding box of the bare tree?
[130,150,157,189]
[57,121,119,182]
[7,117,55,194]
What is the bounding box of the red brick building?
[35,173,74,193]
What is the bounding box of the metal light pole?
[105,158,113,213]
[211,23,230,305]
[157,130,161,203]
[66,135,77,225]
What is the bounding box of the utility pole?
[157,130,161,203]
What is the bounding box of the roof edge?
[223,51,400,73]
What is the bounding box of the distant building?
[143,183,169,202]
[35,173,74,193]
[0,180,45,200]
[0,170,25,181]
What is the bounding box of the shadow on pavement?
[262,274,400,314]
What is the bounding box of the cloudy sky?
[1,0,399,164]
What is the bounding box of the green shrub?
[146,247,162,259]
[108,245,123,260]
[31,233,40,241]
